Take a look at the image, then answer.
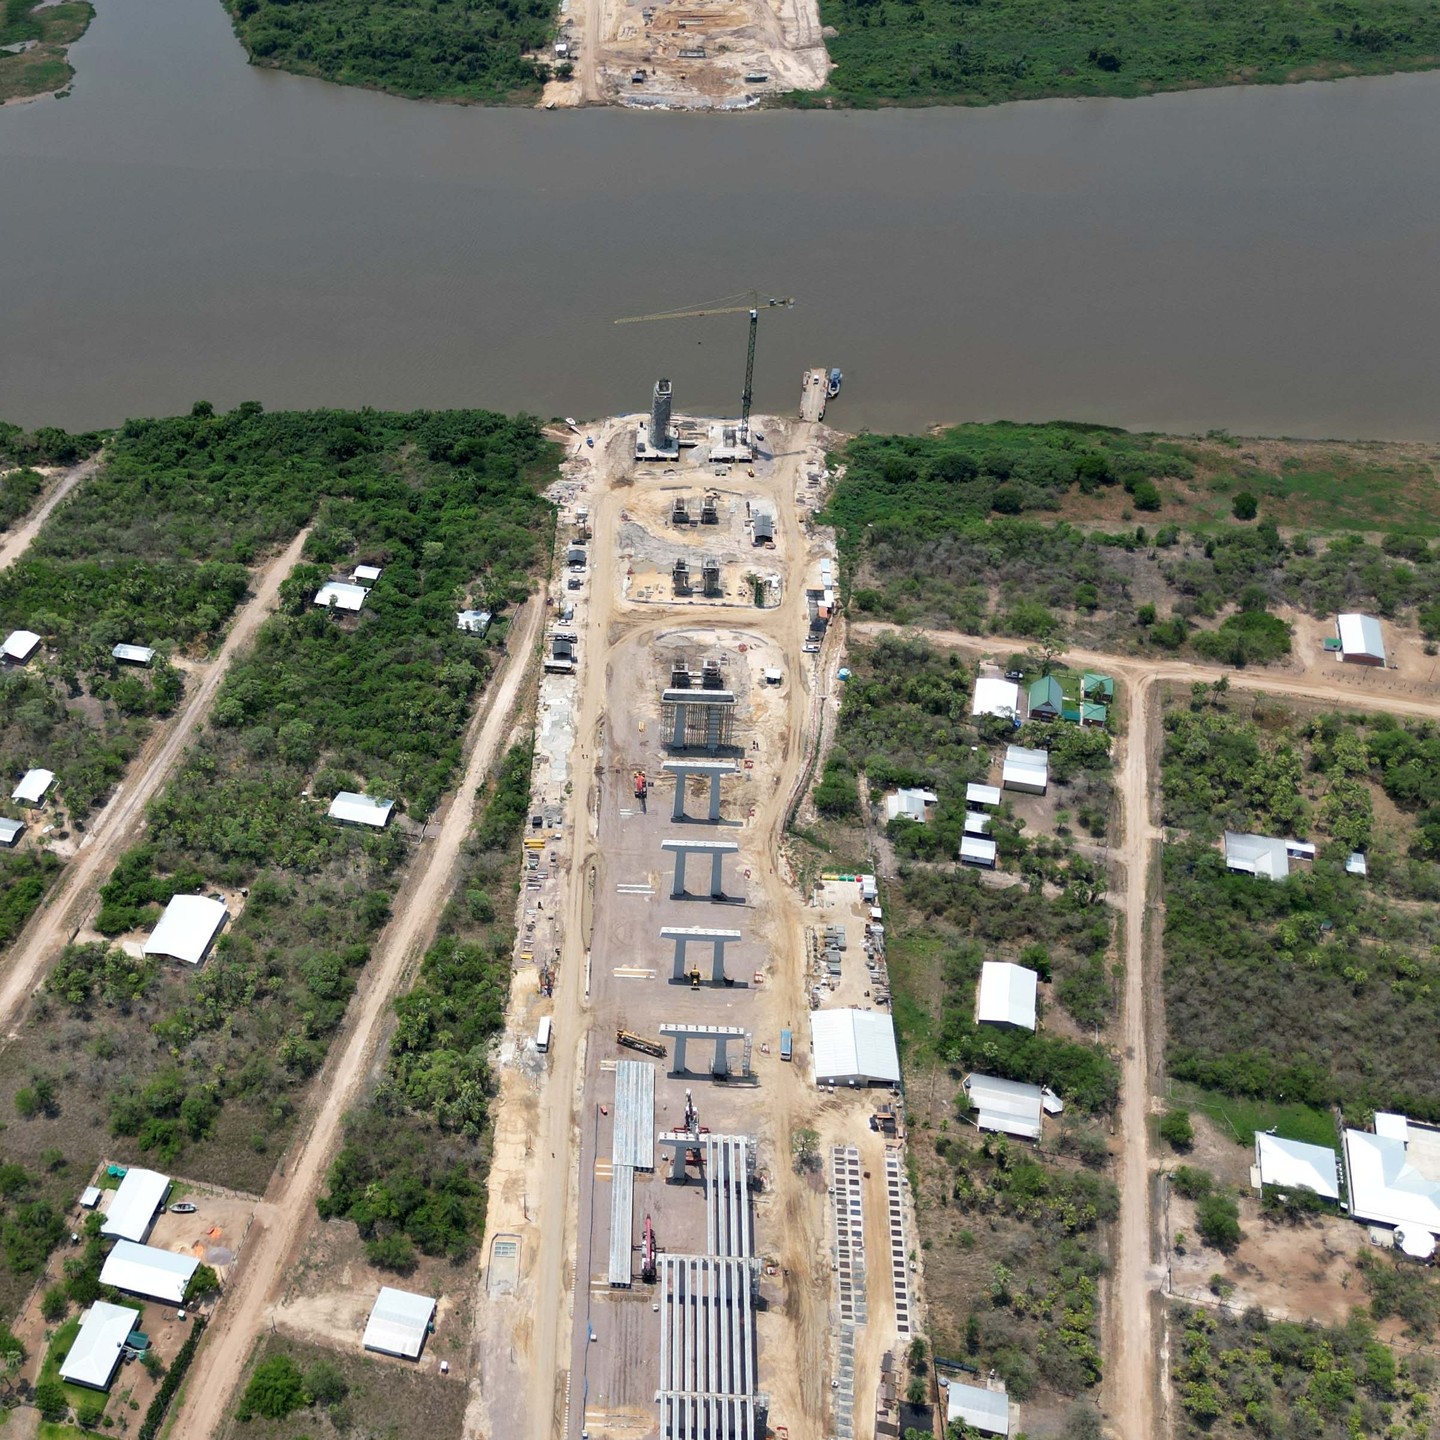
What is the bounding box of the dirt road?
[0,451,101,573]
[0,527,312,1034]
[175,596,543,1440]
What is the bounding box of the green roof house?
[1082,672,1115,702]
[1027,675,1064,720]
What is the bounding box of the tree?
[1196,1190,1243,1253]
[365,1233,417,1272]
[304,1357,349,1407]
[42,1284,69,1322]
[35,1377,69,1421]
[1158,1109,1194,1151]
[237,1353,307,1420]
[184,1263,221,1301]
[791,1127,821,1174]
[1232,491,1259,520]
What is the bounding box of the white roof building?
[456,609,492,635]
[12,768,55,805]
[363,1286,436,1359]
[1254,1133,1340,1201]
[884,787,937,823]
[142,894,228,965]
[963,812,991,835]
[101,1167,170,1242]
[1002,746,1048,794]
[971,677,1020,721]
[327,792,394,828]
[112,644,156,665]
[1223,831,1291,880]
[314,581,369,612]
[977,962,1038,1031]
[0,817,23,847]
[809,1009,901,1086]
[99,1241,198,1304]
[59,1301,141,1390]
[353,564,384,584]
[947,1380,1010,1436]
[960,835,998,868]
[1337,613,1386,665]
[966,783,1001,808]
[963,1073,1047,1140]
[2,629,41,663]
[1344,1117,1440,1252]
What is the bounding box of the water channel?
[3,0,1439,436]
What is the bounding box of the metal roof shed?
[60,1301,141,1390]
[963,1073,1045,1140]
[947,1380,1010,1436]
[112,644,156,665]
[101,1167,170,1242]
[353,564,384,583]
[12,768,55,804]
[1254,1133,1340,1200]
[963,812,991,835]
[977,962,1038,1031]
[2,629,41,663]
[327,792,394,829]
[456,609,492,635]
[1337,613,1386,665]
[99,1241,197,1304]
[884,787,937,823]
[959,835,997,868]
[0,817,22,847]
[971,677,1020,720]
[809,1009,901,1086]
[1002,746,1048,794]
[1224,831,1290,881]
[363,1286,436,1359]
[965,783,1001,808]
[314,581,369,612]
[143,894,228,965]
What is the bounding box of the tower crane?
[616,291,794,443]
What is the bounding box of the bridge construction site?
[468,377,921,1440]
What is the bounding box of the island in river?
[0,0,95,103]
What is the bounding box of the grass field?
[1173,1083,1338,1152]
[0,0,94,103]
[804,0,1440,107]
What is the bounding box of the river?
[3,0,1439,437]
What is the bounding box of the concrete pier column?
[710,850,725,898]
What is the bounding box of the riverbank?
[0,0,94,104]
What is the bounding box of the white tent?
[963,1073,1045,1140]
[0,817,22,847]
[809,1009,901,1086]
[101,1167,170,1242]
[1254,1133,1340,1200]
[143,894,228,965]
[977,962,1038,1031]
[1002,746,1048,794]
[100,1241,197,1304]
[971,678,1020,721]
[327,792,394,828]
[363,1286,436,1359]
[2,629,41,663]
[947,1380,1010,1436]
[1337,613,1386,665]
[112,644,156,665]
[1224,831,1291,880]
[960,836,997,869]
[60,1301,141,1390]
[12,768,55,804]
[314,581,369,612]
[1344,1119,1440,1242]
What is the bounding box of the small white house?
[12,768,55,805]
[1223,831,1291,881]
[143,894,228,966]
[884,787,938,823]
[1001,746,1048,795]
[363,1287,437,1360]
[328,792,394,829]
[456,609,492,636]
[112,644,156,665]
[0,817,23,848]
[971,677,1020,721]
[2,629,41,664]
[59,1301,141,1391]
[959,835,998,868]
[1253,1133,1340,1201]
[352,564,384,584]
[966,782,1002,809]
[314,581,369,612]
[1336,613,1386,666]
[976,961,1038,1031]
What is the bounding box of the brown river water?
[3,0,1439,437]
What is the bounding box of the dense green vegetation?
[806,0,1440,108]
[0,466,43,534]
[1162,694,1440,1121]
[1172,1305,1430,1439]
[823,422,1440,660]
[222,0,551,103]
[319,738,531,1265]
[0,0,95,101]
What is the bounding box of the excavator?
[633,770,647,810]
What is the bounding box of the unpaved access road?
[0,451,101,573]
[0,527,312,1035]
[176,596,543,1440]
[850,620,1440,1437]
